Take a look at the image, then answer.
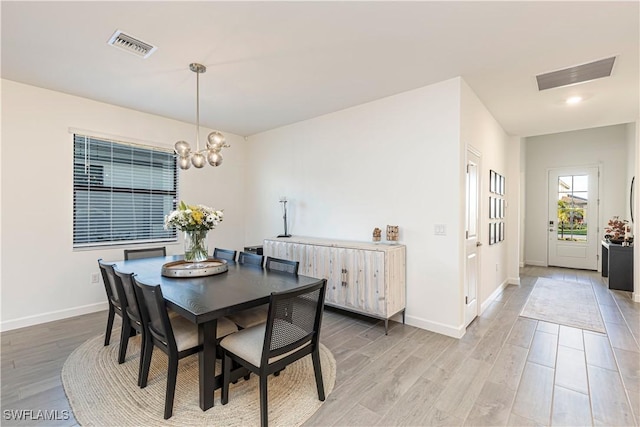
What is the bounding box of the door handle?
[476,242,483,247]
[341,268,347,286]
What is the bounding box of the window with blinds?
[73,134,178,248]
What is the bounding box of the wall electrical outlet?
[434,224,447,236]
[91,272,100,284]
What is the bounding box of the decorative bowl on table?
[161,258,228,278]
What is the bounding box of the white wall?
[1,77,518,335]
[518,138,527,268]
[524,124,631,266]
[244,78,464,336]
[626,123,636,224]
[505,140,522,285]
[0,79,248,330]
[634,120,640,303]
[460,80,518,310]
[244,77,515,337]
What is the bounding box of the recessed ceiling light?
[566,96,583,105]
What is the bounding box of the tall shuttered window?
[73,134,178,248]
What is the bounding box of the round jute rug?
[61,334,336,426]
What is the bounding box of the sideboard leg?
[384,319,389,335]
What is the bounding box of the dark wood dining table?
[113,255,324,411]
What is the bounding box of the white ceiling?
[2,1,638,137]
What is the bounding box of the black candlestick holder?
[278,198,291,238]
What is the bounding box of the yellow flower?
[191,210,203,224]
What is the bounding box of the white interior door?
[548,167,599,270]
[465,149,480,327]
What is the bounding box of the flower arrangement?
[165,201,223,262]
[164,201,223,232]
[604,216,628,242]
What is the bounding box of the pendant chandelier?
[174,63,229,170]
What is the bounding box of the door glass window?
[466,162,478,239]
[557,175,588,242]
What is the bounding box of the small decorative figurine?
[372,227,382,242]
[386,225,399,242]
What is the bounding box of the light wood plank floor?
[2,266,638,426]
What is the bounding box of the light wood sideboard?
[263,236,406,334]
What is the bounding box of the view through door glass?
[556,175,589,243]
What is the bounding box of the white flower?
[165,201,224,232]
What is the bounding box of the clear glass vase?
[184,229,209,263]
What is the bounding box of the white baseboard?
[480,279,511,314]
[1,302,108,332]
[524,260,548,267]
[633,292,640,303]
[508,276,521,286]
[519,262,525,268]
[405,315,465,339]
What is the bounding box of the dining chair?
[97,259,135,363]
[237,251,264,267]
[114,268,147,386]
[133,277,238,419]
[226,252,269,329]
[123,246,166,260]
[213,247,237,263]
[265,256,299,275]
[220,280,327,427]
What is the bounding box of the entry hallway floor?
[2,266,639,426]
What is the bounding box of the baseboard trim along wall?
[508,276,521,286]
[405,315,465,339]
[524,260,547,267]
[480,278,512,314]
[1,302,109,332]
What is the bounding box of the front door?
[548,167,599,270]
[465,148,480,327]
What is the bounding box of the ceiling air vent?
[107,30,157,59]
[536,56,616,91]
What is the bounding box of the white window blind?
[73,134,178,248]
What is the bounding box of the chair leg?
[140,336,153,388]
[221,353,231,405]
[164,355,178,420]
[137,331,146,387]
[104,306,115,346]
[118,321,131,364]
[311,348,325,401]
[259,374,269,427]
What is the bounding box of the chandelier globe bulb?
[178,156,192,170]
[207,131,225,148]
[174,140,191,157]
[207,151,223,166]
[191,152,206,168]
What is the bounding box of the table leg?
[199,319,217,411]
